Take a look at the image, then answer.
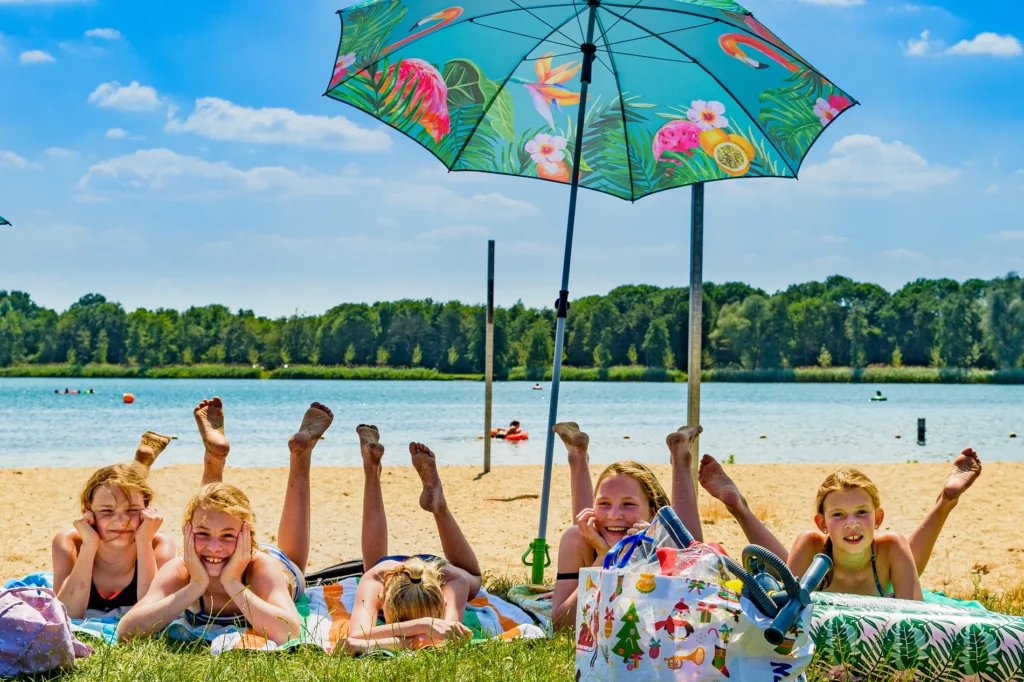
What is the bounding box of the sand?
[2,459,1021,596]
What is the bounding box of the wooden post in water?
[917,418,926,445]
[484,240,495,474]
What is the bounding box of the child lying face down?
[52,433,176,618]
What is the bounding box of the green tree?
[523,319,552,370]
[627,344,638,366]
[817,346,832,368]
[937,292,982,368]
[845,304,869,368]
[642,318,671,368]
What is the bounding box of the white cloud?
[418,225,491,241]
[44,147,77,158]
[386,181,538,220]
[77,148,382,200]
[88,81,162,111]
[992,230,1024,241]
[84,28,121,40]
[165,97,391,152]
[0,150,41,168]
[903,30,934,57]
[800,134,959,195]
[19,50,55,64]
[105,128,131,140]
[985,184,1000,195]
[882,248,930,262]
[946,33,1022,58]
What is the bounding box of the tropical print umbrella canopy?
[326,0,856,201]
[0,216,9,226]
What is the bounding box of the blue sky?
[0,0,1022,317]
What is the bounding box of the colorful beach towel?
[5,574,545,653]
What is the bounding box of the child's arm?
[135,508,173,602]
[552,525,603,631]
[52,516,100,619]
[218,532,301,646]
[881,534,923,601]
[786,530,827,577]
[117,558,204,641]
[348,571,470,643]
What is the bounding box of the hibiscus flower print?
[687,100,729,131]
[813,94,852,126]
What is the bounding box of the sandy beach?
[2,460,1021,596]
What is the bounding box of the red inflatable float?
[490,428,529,442]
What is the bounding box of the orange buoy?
[123,393,135,404]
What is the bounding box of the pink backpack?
[0,587,91,676]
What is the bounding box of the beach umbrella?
[325,0,855,583]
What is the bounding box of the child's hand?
[136,507,163,544]
[219,523,252,585]
[419,618,472,647]
[183,524,210,588]
[74,512,100,548]
[576,508,610,556]
[626,521,650,536]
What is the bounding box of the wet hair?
[814,468,882,515]
[510,420,520,427]
[182,482,259,551]
[594,461,670,516]
[815,468,882,589]
[79,464,155,511]
[380,557,446,623]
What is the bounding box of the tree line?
[1,274,1023,373]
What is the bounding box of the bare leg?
[553,422,593,516]
[194,397,229,486]
[133,431,170,478]
[277,402,333,573]
[698,454,789,559]
[411,442,482,578]
[358,425,387,572]
[666,426,704,543]
[909,448,982,574]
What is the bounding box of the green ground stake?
[522,539,550,585]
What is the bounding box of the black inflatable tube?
[723,555,779,618]
[743,544,801,598]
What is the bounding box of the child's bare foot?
[941,448,982,502]
[134,431,171,468]
[666,425,702,467]
[194,397,230,458]
[288,403,334,456]
[357,424,384,467]
[410,442,446,514]
[698,454,744,510]
[553,422,589,459]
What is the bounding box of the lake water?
[0,378,1020,468]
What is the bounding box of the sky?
[0,0,1022,318]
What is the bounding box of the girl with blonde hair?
[551,423,706,631]
[697,447,982,600]
[344,427,478,651]
[118,397,333,645]
[52,433,176,618]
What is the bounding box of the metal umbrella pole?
[524,0,599,585]
[687,183,704,482]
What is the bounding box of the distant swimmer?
[491,420,528,441]
[532,383,543,390]
[871,390,887,402]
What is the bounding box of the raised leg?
[909,448,982,574]
[666,426,705,543]
[553,422,593,517]
[194,397,229,486]
[698,454,789,559]
[411,442,482,578]
[133,431,170,478]
[278,402,333,573]
[358,425,388,572]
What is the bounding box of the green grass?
[507,366,686,382]
[706,366,1024,384]
[268,366,482,381]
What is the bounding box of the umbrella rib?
[599,5,799,177]
[594,48,695,64]
[469,19,580,50]
[599,20,718,49]
[593,0,645,47]
[508,0,583,49]
[594,9,636,201]
[450,6,588,170]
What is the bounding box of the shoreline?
[3,461,1021,597]
[2,363,1023,384]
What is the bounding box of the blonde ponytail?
[381,558,446,623]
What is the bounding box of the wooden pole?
[484,240,495,474]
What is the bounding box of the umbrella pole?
[525,1,600,586]
[687,182,705,486]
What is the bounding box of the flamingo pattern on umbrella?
[325,0,855,201]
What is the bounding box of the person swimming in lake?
[342,426,478,652]
[696,448,982,600]
[550,422,705,630]
[52,432,176,618]
[494,420,522,438]
[118,397,333,645]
